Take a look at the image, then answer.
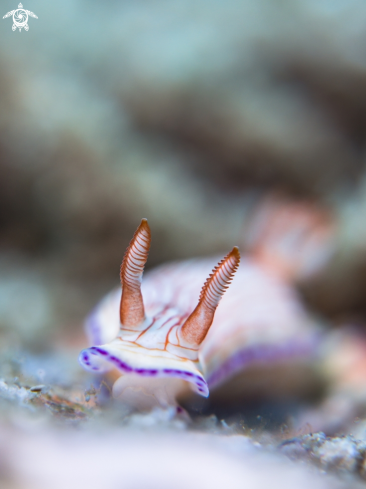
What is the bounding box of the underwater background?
[2,0,366,487]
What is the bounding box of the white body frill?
[112,375,189,411]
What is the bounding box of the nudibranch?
[80,200,334,409]
[79,219,240,408]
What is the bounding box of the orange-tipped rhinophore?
[180,247,240,346]
[120,219,151,328]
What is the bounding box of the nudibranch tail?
[180,246,240,346]
[245,198,334,281]
[120,218,151,328]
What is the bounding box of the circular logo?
[13,8,28,28]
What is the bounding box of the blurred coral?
[1,0,366,320]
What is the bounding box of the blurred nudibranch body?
[79,200,334,408]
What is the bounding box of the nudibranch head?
[79,219,240,401]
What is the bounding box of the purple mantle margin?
[206,335,321,388]
[79,346,209,397]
